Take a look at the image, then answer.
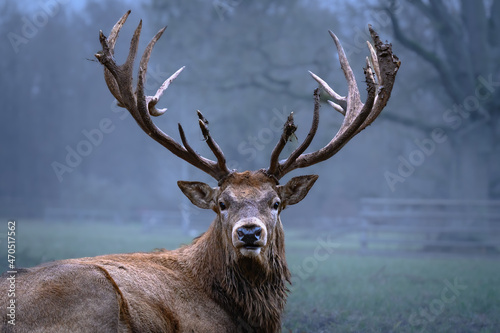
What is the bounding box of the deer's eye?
[272,201,280,210]
[219,201,227,211]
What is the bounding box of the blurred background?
[1,0,499,331]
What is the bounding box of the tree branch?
[386,5,463,104]
[488,0,500,49]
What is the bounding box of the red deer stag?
[0,11,399,333]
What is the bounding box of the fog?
[1,0,499,330]
[2,0,499,218]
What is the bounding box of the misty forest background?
[1,0,500,332]
[1,0,499,219]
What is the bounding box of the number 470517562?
[7,221,16,269]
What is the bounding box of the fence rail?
[358,198,500,255]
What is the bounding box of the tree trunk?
[450,123,493,199]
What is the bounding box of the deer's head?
[178,171,317,261]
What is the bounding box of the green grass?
[3,219,194,267]
[1,220,499,332]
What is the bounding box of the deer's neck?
[182,219,290,332]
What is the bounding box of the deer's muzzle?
[232,218,267,257]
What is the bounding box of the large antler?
[267,26,400,180]
[95,11,230,182]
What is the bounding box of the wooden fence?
[358,198,500,255]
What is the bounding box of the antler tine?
[149,66,185,116]
[137,25,186,117]
[177,123,201,161]
[275,89,321,175]
[329,30,363,119]
[98,31,123,106]
[96,14,143,126]
[97,10,131,106]
[354,25,401,135]
[96,11,231,182]
[108,10,131,52]
[197,111,230,176]
[308,71,346,115]
[268,112,297,176]
[266,26,400,180]
[366,40,380,85]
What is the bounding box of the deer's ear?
[278,175,318,208]
[177,181,217,210]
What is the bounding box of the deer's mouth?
[239,245,262,257]
[234,239,266,257]
[243,245,261,250]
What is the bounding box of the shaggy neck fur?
[182,216,291,332]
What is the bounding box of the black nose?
[236,225,262,245]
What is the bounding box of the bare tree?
[384,0,500,198]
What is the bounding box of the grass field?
[1,219,499,332]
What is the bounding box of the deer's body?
[0,11,399,333]
[5,250,250,332]
[2,252,232,332]
[1,171,309,332]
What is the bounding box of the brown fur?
[0,171,317,332]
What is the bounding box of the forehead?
[220,171,277,198]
